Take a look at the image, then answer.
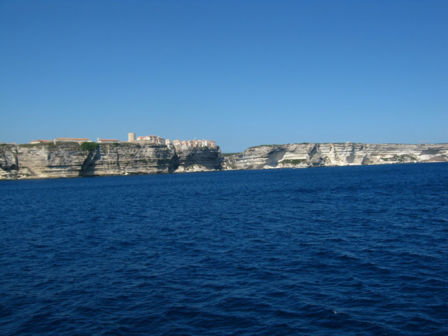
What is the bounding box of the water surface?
[1,164,447,335]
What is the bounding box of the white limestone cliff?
[1,142,447,180]
[0,143,221,180]
[223,143,448,170]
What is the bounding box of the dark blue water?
[1,164,447,336]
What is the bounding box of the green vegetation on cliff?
[80,142,99,152]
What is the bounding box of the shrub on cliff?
[80,142,99,152]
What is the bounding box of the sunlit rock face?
[1,142,447,180]
[80,143,177,177]
[0,143,222,180]
[223,143,448,170]
[0,143,89,179]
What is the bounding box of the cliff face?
[175,147,222,173]
[223,143,448,170]
[81,143,177,177]
[2,142,447,180]
[0,143,222,180]
[1,143,89,179]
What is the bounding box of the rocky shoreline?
[1,142,447,180]
[222,143,448,171]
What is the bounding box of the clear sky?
[0,0,447,152]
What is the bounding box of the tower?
[128,132,136,142]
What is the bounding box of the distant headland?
[0,134,447,180]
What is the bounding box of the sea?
[0,163,447,336]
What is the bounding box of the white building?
[136,135,166,145]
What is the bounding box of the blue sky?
[0,0,447,152]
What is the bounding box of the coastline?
[1,141,447,181]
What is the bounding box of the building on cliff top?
[30,140,53,144]
[136,135,166,145]
[128,131,217,149]
[128,132,136,142]
[30,138,91,144]
[97,138,121,143]
[172,139,217,150]
[54,137,91,144]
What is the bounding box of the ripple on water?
[1,164,448,335]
